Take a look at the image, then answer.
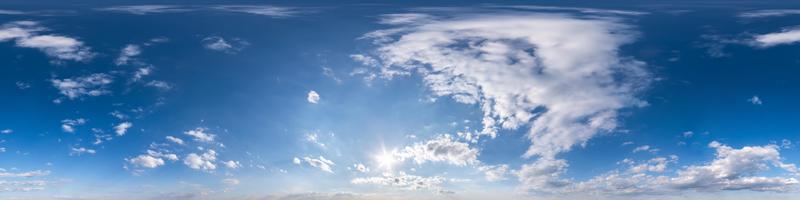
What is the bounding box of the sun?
[375,150,396,170]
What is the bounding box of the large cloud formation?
[355,11,649,192]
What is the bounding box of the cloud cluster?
[351,172,447,192]
[0,21,93,62]
[184,149,218,171]
[533,142,800,196]
[392,135,479,166]
[51,73,113,100]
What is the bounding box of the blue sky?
[2,1,800,200]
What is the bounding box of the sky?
[1,1,800,200]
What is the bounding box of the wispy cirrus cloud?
[97,5,305,17]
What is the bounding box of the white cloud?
[351,171,448,192]
[354,163,369,173]
[683,131,694,138]
[632,145,658,153]
[222,178,240,185]
[0,21,93,62]
[753,27,800,48]
[0,170,50,178]
[223,160,241,169]
[147,149,179,161]
[184,127,216,143]
[128,155,165,168]
[298,156,335,173]
[16,81,31,90]
[116,44,141,65]
[479,164,509,182]
[668,141,799,191]
[70,147,96,156]
[293,157,302,165]
[1,129,12,134]
[51,73,113,100]
[212,5,298,17]
[305,133,325,148]
[393,135,479,166]
[627,155,678,173]
[516,158,571,191]
[564,142,800,196]
[184,149,217,171]
[132,67,152,81]
[97,5,192,15]
[740,9,800,18]
[202,36,249,53]
[114,122,132,136]
[356,11,648,164]
[166,136,184,145]
[307,90,320,104]
[748,95,763,105]
[61,118,86,133]
[146,80,172,91]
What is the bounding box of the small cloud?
[1,129,12,134]
[682,131,694,138]
[128,154,165,168]
[15,81,31,90]
[115,44,141,65]
[70,147,96,156]
[114,122,133,136]
[202,36,249,53]
[166,136,184,145]
[748,95,763,105]
[223,160,241,169]
[184,127,216,143]
[307,90,320,104]
[61,118,87,133]
[632,145,658,153]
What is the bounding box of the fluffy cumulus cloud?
[184,149,218,171]
[127,149,178,169]
[184,127,216,143]
[392,135,479,166]
[0,21,93,62]
[128,155,165,168]
[356,12,648,162]
[51,73,113,100]
[296,156,335,173]
[307,90,320,104]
